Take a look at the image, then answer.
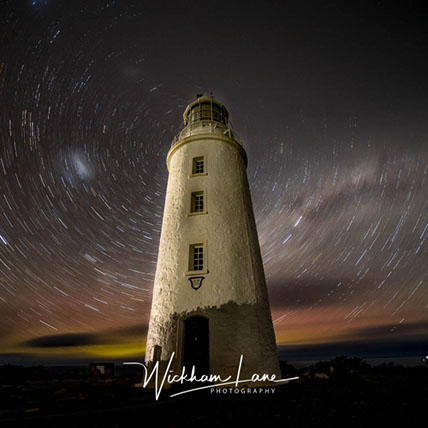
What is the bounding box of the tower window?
[192,156,205,174]
[189,244,204,271]
[191,191,204,213]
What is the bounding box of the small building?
[89,363,114,378]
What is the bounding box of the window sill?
[188,211,208,216]
[189,173,208,178]
[185,269,209,276]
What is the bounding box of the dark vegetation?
[0,357,427,427]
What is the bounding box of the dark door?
[183,316,209,376]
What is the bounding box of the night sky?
[1,0,427,365]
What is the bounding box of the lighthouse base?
[144,300,281,388]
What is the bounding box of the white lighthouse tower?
[144,94,281,384]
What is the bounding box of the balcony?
[171,120,243,147]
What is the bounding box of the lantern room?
[183,94,229,126]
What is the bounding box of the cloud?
[21,323,148,348]
[277,320,428,361]
[278,335,428,361]
[346,320,428,340]
[22,333,98,348]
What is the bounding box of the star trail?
[0,0,427,364]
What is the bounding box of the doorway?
[183,316,210,376]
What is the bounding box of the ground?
[0,358,426,427]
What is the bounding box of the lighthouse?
[144,94,281,384]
